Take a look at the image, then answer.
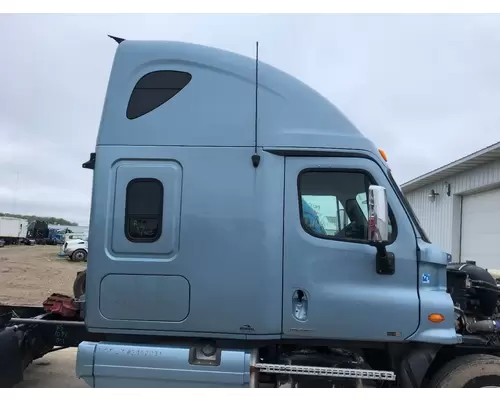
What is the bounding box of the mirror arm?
[369,241,387,256]
[369,241,395,276]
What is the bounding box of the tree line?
[0,213,78,226]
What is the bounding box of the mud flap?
[0,328,23,387]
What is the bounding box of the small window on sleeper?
[126,70,192,119]
[125,178,164,242]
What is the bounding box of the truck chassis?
[0,294,104,387]
[2,290,500,388]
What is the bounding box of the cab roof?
[96,40,379,156]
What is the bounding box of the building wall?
[403,158,500,261]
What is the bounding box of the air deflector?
[126,70,192,120]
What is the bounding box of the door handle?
[292,289,308,321]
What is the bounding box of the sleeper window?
[126,70,192,119]
[125,178,164,242]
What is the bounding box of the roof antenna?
[108,35,125,44]
[251,41,261,168]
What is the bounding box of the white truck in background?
[0,217,28,245]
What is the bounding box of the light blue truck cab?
[76,39,500,388]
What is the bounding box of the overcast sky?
[1,13,500,225]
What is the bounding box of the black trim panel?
[265,148,376,159]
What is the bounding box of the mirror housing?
[367,185,395,275]
[368,185,389,243]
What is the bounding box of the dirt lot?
[15,348,87,388]
[0,244,85,306]
[1,245,87,387]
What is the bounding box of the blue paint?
[77,341,252,388]
[78,40,458,387]
[407,241,458,344]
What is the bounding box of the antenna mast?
[251,41,261,168]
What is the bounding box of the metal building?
[401,141,500,269]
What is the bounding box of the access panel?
[99,159,185,324]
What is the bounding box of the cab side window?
[125,178,164,242]
[299,170,395,242]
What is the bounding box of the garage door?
[461,187,500,269]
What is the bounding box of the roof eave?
[401,141,500,193]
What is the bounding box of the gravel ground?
[1,245,87,387]
[15,348,88,388]
[0,244,85,306]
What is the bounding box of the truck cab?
[75,39,499,388]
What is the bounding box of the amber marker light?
[428,313,445,323]
[378,149,388,162]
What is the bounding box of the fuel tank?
[77,341,256,388]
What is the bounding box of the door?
[461,187,500,269]
[282,156,420,342]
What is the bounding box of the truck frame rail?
[0,294,103,388]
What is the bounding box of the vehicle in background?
[63,232,88,243]
[46,228,65,245]
[26,220,49,244]
[26,221,80,245]
[49,225,89,243]
[0,217,28,245]
[0,239,5,248]
[63,238,88,262]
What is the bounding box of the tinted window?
[126,70,192,119]
[299,170,395,242]
[125,178,164,242]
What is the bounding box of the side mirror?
[368,185,389,243]
[368,185,395,275]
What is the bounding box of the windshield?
[388,170,431,243]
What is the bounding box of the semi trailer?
[2,37,500,388]
[0,216,28,245]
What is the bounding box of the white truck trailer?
[0,216,28,245]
